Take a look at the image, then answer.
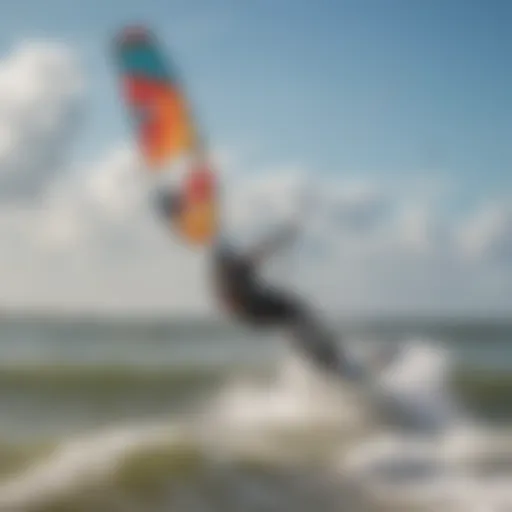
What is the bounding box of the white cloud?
[0,39,509,316]
[18,145,212,315]
[2,136,512,316]
[323,180,391,233]
[459,204,512,265]
[0,41,83,202]
[222,166,308,244]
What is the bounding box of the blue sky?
[1,0,510,212]
[0,0,509,314]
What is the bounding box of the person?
[154,184,362,381]
[210,225,364,381]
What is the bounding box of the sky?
[0,0,509,316]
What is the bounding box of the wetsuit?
[211,229,359,378]
[213,243,300,325]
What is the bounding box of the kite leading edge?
[112,25,217,246]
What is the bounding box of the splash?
[0,337,509,511]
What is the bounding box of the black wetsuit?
[212,242,352,377]
[213,244,302,325]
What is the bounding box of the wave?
[2,419,511,512]
[0,360,507,421]
[0,338,509,511]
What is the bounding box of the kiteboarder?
[111,25,362,383]
[211,225,363,381]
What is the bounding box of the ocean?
[0,315,509,511]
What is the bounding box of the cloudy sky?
[0,0,510,317]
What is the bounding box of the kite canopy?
[113,26,217,246]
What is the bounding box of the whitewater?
[0,324,509,512]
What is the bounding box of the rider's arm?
[244,223,300,266]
